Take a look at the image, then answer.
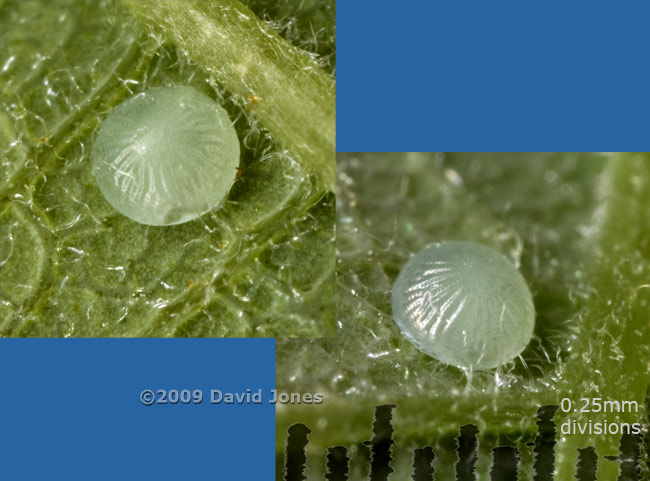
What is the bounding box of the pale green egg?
[391,241,535,370]
[91,86,240,226]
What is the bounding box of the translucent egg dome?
[91,86,240,226]
[391,241,535,370]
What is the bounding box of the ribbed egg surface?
[91,86,240,226]
[391,241,535,370]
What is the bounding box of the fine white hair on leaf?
[391,241,536,370]
[91,86,240,226]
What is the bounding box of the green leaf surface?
[0,0,335,337]
[121,0,336,192]
[277,153,650,480]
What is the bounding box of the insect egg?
[391,241,535,370]
[91,86,240,226]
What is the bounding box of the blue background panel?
[338,0,650,151]
[0,339,274,479]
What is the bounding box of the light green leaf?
[121,0,336,192]
[277,153,650,480]
[0,0,335,337]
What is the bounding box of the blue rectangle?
[338,0,650,151]
[0,339,274,479]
